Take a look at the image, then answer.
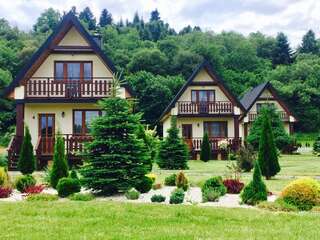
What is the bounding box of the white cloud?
[0,0,319,46]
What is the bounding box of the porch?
[7,134,91,170]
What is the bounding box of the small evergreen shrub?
[237,145,255,172]
[175,171,189,191]
[313,135,320,155]
[26,193,58,201]
[0,167,9,186]
[164,174,177,186]
[169,188,185,204]
[69,170,79,179]
[146,173,156,183]
[18,126,36,174]
[69,193,95,201]
[202,177,227,197]
[200,132,211,162]
[152,183,162,190]
[258,198,298,212]
[0,186,12,198]
[125,188,140,200]
[56,177,81,198]
[202,188,221,202]
[151,194,166,203]
[15,175,36,192]
[223,179,244,194]
[157,117,189,170]
[281,177,320,211]
[135,176,153,193]
[240,161,268,205]
[24,185,45,195]
[50,134,69,189]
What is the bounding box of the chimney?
[92,34,102,48]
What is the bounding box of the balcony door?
[38,114,55,155]
[182,124,193,150]
[55,61,92,97]
[191,90,215,113]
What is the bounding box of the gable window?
[204,121,228,138]
[256,103,275,113]
[191,90,215,102]
[73,110,101,134]
[55,61,92,81]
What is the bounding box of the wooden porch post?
[233,116,239,139]
[244,123,248,139]
[16,103,24,137]
[289,123,294,135]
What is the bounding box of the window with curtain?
[55,62,92,81]
[73,110,101,134]
[191,90,215,102]
[203,121,228,138]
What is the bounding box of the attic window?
[54,61,92,81]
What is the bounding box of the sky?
[0,0,319,47]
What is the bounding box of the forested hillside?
[0,7,319,145]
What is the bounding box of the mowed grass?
[153,153,320,193]
[0,201,319,240]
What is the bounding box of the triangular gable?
[159,60,245,121]
[58,27,89,46]
[4,12,118,96]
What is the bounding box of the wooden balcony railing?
[184,137,241,152]
[25,77,113,99]
[178,101,233,115]
[248,111,289,122]
[36,134,93,156]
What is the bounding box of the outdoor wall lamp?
[61,111,65,118]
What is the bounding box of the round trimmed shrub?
[202,176,227,196]
[15,175,36,193]
[125,188,140,200]
[135,176,153,193]
[281,177,320,211]
[151,194,166,203]
[164,174,177,186]
[56,177,81,198]
[169,188,185,204]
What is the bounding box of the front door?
[39,114,55,155]
[182,124,193,150]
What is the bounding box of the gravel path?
[0,186,278,208]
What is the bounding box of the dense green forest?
[0,7,319,145]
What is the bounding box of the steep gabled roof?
[159,60,245,121]
[4,11,132,96]
[240,81,296,119]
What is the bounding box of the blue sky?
[0,0,319,47]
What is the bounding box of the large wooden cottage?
[4,12,132,170]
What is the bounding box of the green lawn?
[0,201,319,240]
[153,153,320,193]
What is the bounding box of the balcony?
[248,111,289,122]
[184,137,241,152]
[25,77,113,99]
[177,101,234,115]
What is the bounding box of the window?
[256,103,275,113]
[73,110,101,134]
[55,62,92,81]
[191,90,215,102]
[204,122,227,138]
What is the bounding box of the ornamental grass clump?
[280,177,320,211]
[240,161,268,205]
[0,167,9,187]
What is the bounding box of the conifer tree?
[99,9,112,27]
[79,7,96,30]
[50,134,69,188]
[18,126,36,174]
[272,32,292,65]
[200,132,211,162]
[80,76,150,195]
[157,117,189,169]
[257,114,280,180]
[240,160,267,205]
[300,30,318,54]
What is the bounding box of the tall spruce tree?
[99,9,112,27]
[272,32,292,65]
[200,132,211,162]
[18,126,36,174]
[150,9,160,21]
[257,114,280,180]
[50,134,69,188]
[157,117,189,169]
[300,30,318,54]
[79,7,96,30]
[80,76,150,195]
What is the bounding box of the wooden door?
[182,124,193,150]
[39,114,55,155]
